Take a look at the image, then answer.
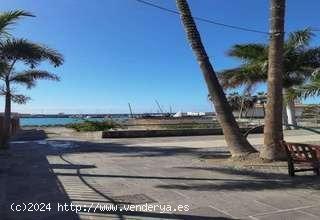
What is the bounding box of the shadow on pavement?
[1,129,238,219]
[155,166,320,191]
[5,129,320,219]
[1,130,80,220]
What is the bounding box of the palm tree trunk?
[1,78,11,149]
[282,88,290,130]
[282,88,297,130]
[239,97,245,119]
[260,0,286,160]
[176,0,257,157]
[286,99,297,128]
[282,100,290,130]
[250,107,255,120]
[262,103,266,117]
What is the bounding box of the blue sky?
[0,0,319,114]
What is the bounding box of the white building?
[232,104,314,118]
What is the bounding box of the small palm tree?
[0,39,64,148]
[219,28,320,128]
[227,92,242,111]
[256,92,267,117]
[227,92,259,118]
[0,10,35,148]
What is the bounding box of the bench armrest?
[310,145,320,158]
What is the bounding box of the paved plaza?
[1,130,320,219]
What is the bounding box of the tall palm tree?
[219,29,320,129]
[0,39,64,148]
[175,0,257,157]
[262,0,286,160]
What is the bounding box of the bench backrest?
[281,141,320,162]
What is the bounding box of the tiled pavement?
[1,130,320,219]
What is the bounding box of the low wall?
[102,127,263,138]
[59,130,103,140]
[0,117,20,136]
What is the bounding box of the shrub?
[66,120,119,132]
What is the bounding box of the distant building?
[173,111,206,117]
[232,104,316,118]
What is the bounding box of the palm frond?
[290,72,320,99]
[39,46,64,67]
[302,83,320,98]
[0,39,39,66]
[283,71,309,88]
[218,63,267,89]
[286,28,315,49]
[0,10,34,38]
[0,38,64,68]
[299,47,320,69]
[312,68,320,75]
[0,61,8,78]
[284,87,300,102]
[0,85,5,95]
[10,70,60,89]
[221,29,319,90]
[227,43,267,62]
[11,94,31,104]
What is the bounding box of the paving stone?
[111,194,157,204]
[299,206,320,217]
[187,206,234,219]
[254,193,319,210]
[2,132,320,219]
[253,210,319,220]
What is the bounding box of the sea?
[20,117,128,127]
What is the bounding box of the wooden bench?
[280,141,320,177]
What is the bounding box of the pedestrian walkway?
[1,130,320,219]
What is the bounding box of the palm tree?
[0,10,34,148]
[227,92,242,111]
[227,92,258,118]
[175,0,257,157]
[262,0,286,160]
[219,29,320,129]
[0,39,64,148]
[256,92,267,117]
